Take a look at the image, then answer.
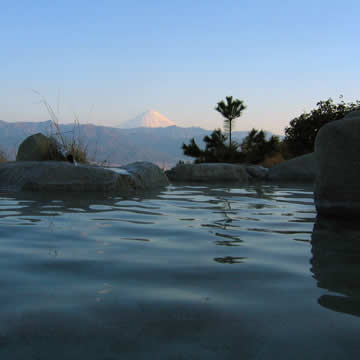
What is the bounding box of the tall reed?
[35,91,89,163]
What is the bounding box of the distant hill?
[0,120,270,168]
[117,110,175,128]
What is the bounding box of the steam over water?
[0,184,360,359]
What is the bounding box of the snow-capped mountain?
[118,110,175,128]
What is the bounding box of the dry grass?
[0,148,7,163]
[35,91,89,163]
[260,152,284,168]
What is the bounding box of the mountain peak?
[119,110,175,128]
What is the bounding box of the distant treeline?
[182,97,360,167]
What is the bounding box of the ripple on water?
[3,184,359,359]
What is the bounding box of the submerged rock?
[314,110,360,218]
[267,152,316,182]
[0,161,169,193]
[245,165,269,180]
[166,163,250,183]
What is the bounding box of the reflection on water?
[214,256,247,264]
[311,217,360,317]
[1,184,360,358]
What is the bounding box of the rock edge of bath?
[0,161,169,193]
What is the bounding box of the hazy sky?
[1,0,359,134]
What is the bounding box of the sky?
[0,0,359,135]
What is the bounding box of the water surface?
[0,183,359,359]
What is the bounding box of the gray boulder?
[0,161,169,193]
[314,110,360,218]
[16,133,65,161]
[166,163,250,183]
[267,153,317,182]
[111,161,169,190]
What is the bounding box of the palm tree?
[215,96,246,148]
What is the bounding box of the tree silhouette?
[203,128,228,159]
[215,96,246,148]
[182,138,202,159]
[182,129,236,163]
[241,128,280,164]
[284,97,360,157]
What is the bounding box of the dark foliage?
[182,128,280,165]
[182,129,244,163]
[182,138,202,158]
[215,96,246,148]
[284,97,360,157]
[241,129,281,164]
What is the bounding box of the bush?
[48,115,88,164]
[182,129,247,163]
[182,128,282,166]
[45,135,88,163]
[241,129,281,164]
[284,97,360,157]
[182,129,241,163]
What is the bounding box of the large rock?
[0,161,169,192]
[267,153,317,182]
[314,110,360,218]
[166,163,250,183]
[121,162,169,190]
[16,133,65,161]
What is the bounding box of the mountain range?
[0,110,272,168]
